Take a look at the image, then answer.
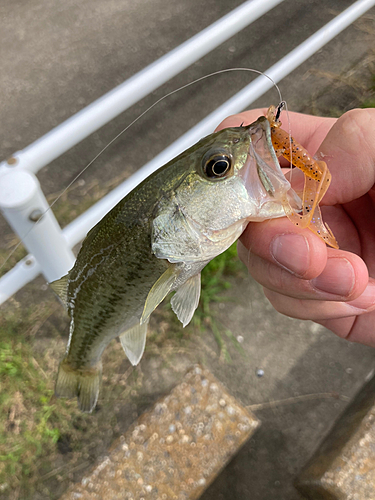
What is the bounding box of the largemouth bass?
[51,111,335,412]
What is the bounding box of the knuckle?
[337,108,375,136]
[267,261,288,291]
[263,286,307,320]
[262,287,287,315]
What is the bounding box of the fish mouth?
[240,119,301,217]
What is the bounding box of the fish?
[51,109,337,412]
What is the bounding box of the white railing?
[0,0,374,304]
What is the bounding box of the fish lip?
[239,123,302,216]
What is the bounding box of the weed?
[0,329,60,493]
[0,308,85,496]
[193,242,246,360]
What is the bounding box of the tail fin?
[55,358,102,413]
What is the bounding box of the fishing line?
[0,68,288,274]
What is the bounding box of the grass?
[0,311,60,495]
[0,303,146,498]
[194,243,246,361]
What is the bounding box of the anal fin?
[171,273,201,327]
[119,320,148,366]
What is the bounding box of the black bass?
[51,114,313,412]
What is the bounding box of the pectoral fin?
[140,266,178,324]
[119,320,149,366]
[171,273,201,327]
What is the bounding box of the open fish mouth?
[239,117,302,219]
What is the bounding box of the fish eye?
[202,152,232,179]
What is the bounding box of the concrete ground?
[1,1,375,499]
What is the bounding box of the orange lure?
[266,104,338,249]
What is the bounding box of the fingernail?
[271,234,310,276]
[311,258,355,297]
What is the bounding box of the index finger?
[215,109,337,156]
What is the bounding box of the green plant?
[193,242,246,360]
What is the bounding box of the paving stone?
[295,372,375,500]
[59,365,259,500]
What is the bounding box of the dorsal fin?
[50,273,69,308]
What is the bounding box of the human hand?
[216,108,375,347]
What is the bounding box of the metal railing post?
[0,168,75,283]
